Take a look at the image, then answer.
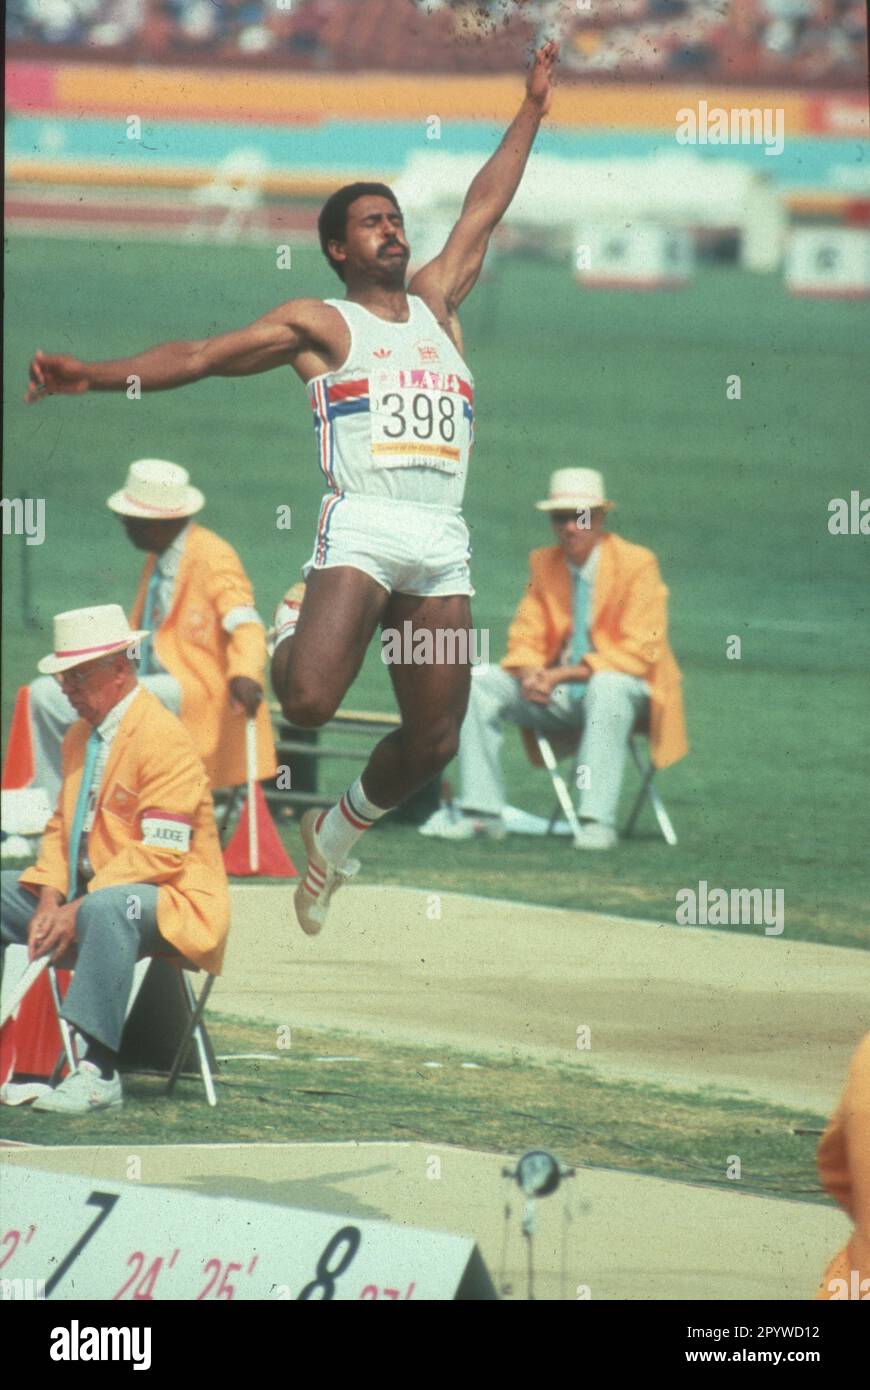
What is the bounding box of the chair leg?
[622,775,650,840]
[49,1048,67,1087]
[166,973,217,1107]
[535,733,584,844]
[47,967,78,1075]
[647,780,678,847]
[623,737,678,846]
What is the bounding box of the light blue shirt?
[565,544,600,701]
[141,523,191,675]
[75,684,142,888]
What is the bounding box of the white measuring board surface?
[0,1166,496,1301]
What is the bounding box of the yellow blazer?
[816,1032,870,1299]
[502,533,688,769]
[20,688,230,974]
[129,523,276,788]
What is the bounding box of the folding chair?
[36,956,219,1106]
[535,725,678,847]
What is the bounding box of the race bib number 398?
[370,369,473,474]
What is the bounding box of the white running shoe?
[294,809,360,936]
[267,582,306,657]
[418,805,506,842]
[32,1060,123,1114]
[573,822,618,851]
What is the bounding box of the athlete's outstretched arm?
[24,299,324,403]
[410,41,557,315]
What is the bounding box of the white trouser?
[457,664,650,829]
[29,674,183,808]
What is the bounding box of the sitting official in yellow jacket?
[1,605,230,1115]
[420,469,687,849]
[27,459,276,805]
[502,529,687,775]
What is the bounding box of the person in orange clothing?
[28,459,276,806]
[421,469,687,848]
[1,605,230,1115]
[816,1031,870,1300]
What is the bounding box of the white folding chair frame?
[43,959,218,1106]
[536,730,678,846]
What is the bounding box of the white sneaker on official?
[573,822,618,851]
[419,805,506,842]
[32,1060,123,1114]
[267,582,306,657]
[294,809,360,936]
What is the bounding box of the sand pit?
[218,884,869,1114]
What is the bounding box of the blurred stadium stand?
[6,0,868,87]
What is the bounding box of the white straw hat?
[535,468,615,512]
[38,605,150,676]
[107,459,204,518]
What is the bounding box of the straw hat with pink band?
[38,605,150,676]
[106,459,205,519]
[535,468,615,513]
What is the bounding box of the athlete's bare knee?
[272,649,337,727]
[280,682,339,729]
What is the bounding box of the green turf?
[3,238,868,947]
[0,1016,831,1206]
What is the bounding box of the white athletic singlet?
[306,296,475,510]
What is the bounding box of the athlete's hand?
[25,350,90,404]
[526,40,558,117]
[229,676,263,719]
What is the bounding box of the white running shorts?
[303,492,475,598]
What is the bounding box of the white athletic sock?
[269,610,298,656]
[316,775,389,864]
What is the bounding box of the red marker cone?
[223,783,297,877]
[0,967,73,1085]
[1,687,35,789]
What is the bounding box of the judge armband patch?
[140,810,193,852]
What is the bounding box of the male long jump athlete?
[26,43,558,935]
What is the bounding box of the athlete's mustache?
[379,242,408,256]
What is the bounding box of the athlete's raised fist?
[526,39,559,117]
[25,350,90,404]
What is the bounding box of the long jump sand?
[0,1142,850,1301]
[219,884,869,1114]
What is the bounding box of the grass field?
[0,1014,831,1207]
[3,236,868,947]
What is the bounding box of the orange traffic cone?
[223,783,297,877]
[0,967,73,1085]
[1,687,35,789]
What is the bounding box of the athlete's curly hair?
[318,182,403,281]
